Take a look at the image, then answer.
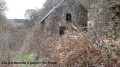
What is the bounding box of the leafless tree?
[0,0,11,66]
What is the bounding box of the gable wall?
[42,0,87,36]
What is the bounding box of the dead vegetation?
[0,16,12,67]
[21,23,120,67]
[0,0,120,67]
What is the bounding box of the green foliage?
[19,52,36,67]
[113,50,120,57]
[116,31,120,36]
[105,30,120,39]
[106,32,112,38]
[20,53,34,62]
[105,52,111,64]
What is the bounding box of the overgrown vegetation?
[19,52,37,67]
[0,0,120,67]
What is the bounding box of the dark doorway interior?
[66,13,72,22]
[59,26,65,36]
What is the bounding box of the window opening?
[66,13,72,22]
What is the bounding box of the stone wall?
[88,0,111,36]
[110,0,120,38]
[42,0,87,36]
[88,0,120,38]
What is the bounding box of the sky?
[6,0,46,19]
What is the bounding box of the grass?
[20,53,35,62]
[19,52,37,67]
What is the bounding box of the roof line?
[76,0,87,11]
[40,0,65,23]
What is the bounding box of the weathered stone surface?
[88,0,111,36]
[42,0,87,36]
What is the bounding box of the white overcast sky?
[6,0,46,19]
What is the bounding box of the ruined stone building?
[40,0,87,36]
[22,0,120,67]
[39,0,120,37]
[0,0,120,67]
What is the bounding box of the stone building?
[40,0,87,36]
[22,0,120,66]
[40,0,120,37]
